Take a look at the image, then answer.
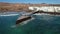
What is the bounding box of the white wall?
[29,7,34,10]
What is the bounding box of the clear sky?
[0,0,60,4]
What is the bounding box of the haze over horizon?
[0,0,60,4]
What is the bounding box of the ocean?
[0,12,60,34]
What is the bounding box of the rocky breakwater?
[16,15,32,25]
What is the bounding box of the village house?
[29,4,60,12]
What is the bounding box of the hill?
[0,2,29,12]
[0,2,60,12]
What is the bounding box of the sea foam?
[0,14,19,16]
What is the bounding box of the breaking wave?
[0,14,19,16]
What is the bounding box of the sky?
[0,0,60,4]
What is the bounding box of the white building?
[29,4,60,12]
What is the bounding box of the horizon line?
[0,2,60,4]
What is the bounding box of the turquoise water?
[0,12,21,34]
[0,12,60,34]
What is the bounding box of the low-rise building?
[29,4,60,12]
